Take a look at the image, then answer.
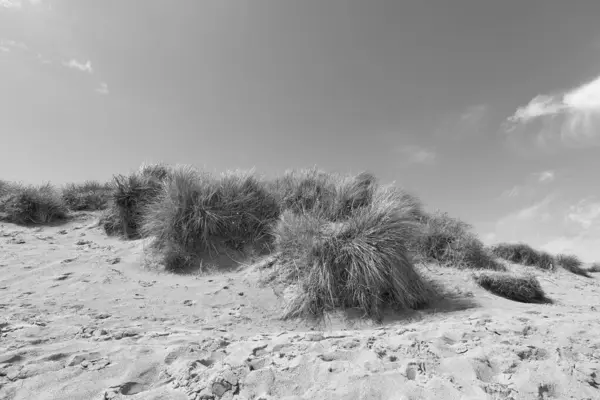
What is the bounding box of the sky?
[2,0,600,262]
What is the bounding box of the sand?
[1,212,599,400]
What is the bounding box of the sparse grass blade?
[412,211,505,271]
[490,243,556,271]
[555,254,590,277]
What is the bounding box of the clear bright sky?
[2,0,600,261]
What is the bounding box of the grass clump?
[588,263,600,273]
[413,211,505,271]
[269,168,337,216]
[272,185,433,321]
[62,181,112,211]
[138,162,173,181]
[474,271,550,303]
[141,166,280,271]
[555,254,590,277]
[270,168,389,221]
[490,243,555,271]
[0,183,68,225]
[101,165,171,239]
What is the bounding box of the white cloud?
[491,195,600,262]
[0,39,28,51]
[0,0,21,9]
[95,82,109,95]
[436,104,489,140]
[501,185,521,198]
[500,170,555,199]
[513,195,554,220]
[535,170,555,183]
[0,0,42,8]
[63,59,93,74]
[566,198,600,229]
[505,75,600,149]
[396,145,436,165]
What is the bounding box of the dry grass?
[473,271,551,303]
[412,211,505,271]
[490,243,555,271]
[268,168,408,222]
[0,182,68,225]
[588,263,600,273]
[141,166,280,271]
[555,254,590,277]
[62,181,112,211]
[101,168,168,239]
[272,185,433,321]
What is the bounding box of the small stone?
[211,381,231,397]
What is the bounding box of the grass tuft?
[413,211,505,271]
[588,263,600,273]
[141,166,280,271]
[0,183,68,225]
[62,181,112,211]
[138,162,173,181]
[490,243,555,271]
[272,185,433,321]
[269,168,394,221]
[473,271,550,303]
[555,254,590,277]
[102,168,168,238]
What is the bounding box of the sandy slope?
[0,212,599,400]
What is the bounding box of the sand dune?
[1,212,599,400]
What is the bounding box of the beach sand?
[1,212,599,400]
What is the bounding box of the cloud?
[95,82,109,95]
[0,0,21,9]
[513,195,554,221]
[491,195,600,262]
[62,59,93,74]
[0,0,42,8]
[396,145,436,165]
[535,170,555,183]
[436,104,489,139]
[500,170,555,199]
[0,39,28,51]
[566,198,600,229]
[501,185,521,198]
[505,74,600,149]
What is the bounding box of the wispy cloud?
[501,185,521,198]
[566,198,600,229]
[491,194,600,262]
[436,104,489,139]
[0,0,22,9]
[396,145,436,165]
[535,170,555,183]
[500,170,555,199]
[541,199,600,261]
[95,82,109,95]
[504,74,600,149]
[0,39,28,52]
[0,0,42,8]
[62,59,93,74]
